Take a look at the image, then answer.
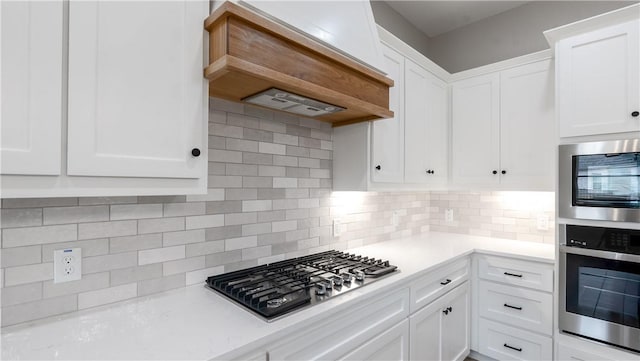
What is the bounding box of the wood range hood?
[204,2,394,127]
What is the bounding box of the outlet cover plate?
[445,209,454,223]
[54,248,82,283]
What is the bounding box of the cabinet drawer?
[477,255,553,292]
[479,280,552,335]
[268,287,410,361]
[338,319,409,361]
[478,318,552,361]
[411,257,469,312]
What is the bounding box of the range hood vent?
[204,2,394,127]
[243,88,345,117]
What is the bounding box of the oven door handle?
[559,245,640,263]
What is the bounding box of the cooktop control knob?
[341,273,353,283]
[355,271,365,281]
[316,283,327,295]
[332,276,343,286]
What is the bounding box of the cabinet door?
[371,44,404,183]
[500,59,555,190]
[67,1,207,178]
[1,1,63,175]
[451,73,500,185]
[404,59,448,185]
[557,20,640,137]
[409,292,443,361]
[339,319,409,361]
[441,283,470,361]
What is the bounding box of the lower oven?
[559,224,640,353]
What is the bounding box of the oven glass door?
[573,152,640,208]
[566,253,640,328]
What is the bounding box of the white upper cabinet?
[404,59,449,186]
[67,1,207,178]
[451,73,501,186]
[556,19,640,137]
[451,58,555,190]
[500,59,555,190]
[371,44,405,184]
[1,1,63,175]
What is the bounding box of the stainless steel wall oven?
[559,139,640,223]
[559,224,640,353]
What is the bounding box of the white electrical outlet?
[445,209,454,223]
[54,248,81,283]
[537,214,550,231]
[333,219,342,237]
[391,211,400,227]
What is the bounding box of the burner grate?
[206,250,398,320]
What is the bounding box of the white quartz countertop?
[1,232,554,360]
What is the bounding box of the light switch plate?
[391,211,400,227]
[54,248,81,283]
[445,209,454,223]
[333,219,342,237]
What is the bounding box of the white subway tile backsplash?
[225,236,258,251]
[1,245,42,267]
[242,200,272,212]
[2,294,77,326]
[78,283,137,310]
[1,208,43,228]
[2,224,77,248]
[1,282,43,307]
[138,217,184,234]
[137,274,184,296]
[139,246,185,266]
[163,229,205,247]
[110,234,162,254]
[185,215,224,230]
[78,221,136,240]
[185,266,223,285]
[83,252,138,274]
[42,238,109,262]
[162,256,205,276]
[43,205,109,225]
[110,204,163,220]
[5,263,53,286]
[43,272,110,299]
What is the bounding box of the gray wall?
[370,0,430,57]
[427,1,637,73]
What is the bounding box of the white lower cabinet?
[556,336,640,361]
[268,288,410,361]
[410,281,470,361]
[478,318,552,361]
[473,255,554,361]
[339,319,409,361]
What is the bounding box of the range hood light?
[242,88,345,118]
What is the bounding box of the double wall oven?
[559,139,639,353]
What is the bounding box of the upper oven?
[559,139,640,222]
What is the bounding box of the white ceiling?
[384,1,530,37]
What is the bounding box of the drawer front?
[479,318,552,361]
[411,257,469,312]
[479,280,553,335]
[269,287,410,361]
[338,319,409,361]
[477,255,553,292]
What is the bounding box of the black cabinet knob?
[191,148,201,157]
[501,170,506,174]
[431,170,435,175]
[632,111,639,117]
[375,165,381,170]
[492,170,498,175]
[426,170,434,174]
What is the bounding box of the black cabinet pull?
[632,111,639,117]
[503,344,522,352]
[443,307,452,315]
[504,303,523,310]
[440,279,452,285]
[492,170,498,175]
[426,169,435,174]
[501,170,506,174]
[375,165,381,170]
[504,272,523,278]
[191,148,201,157]
[447,306,452,312]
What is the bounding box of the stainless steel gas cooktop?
[206,250,398,321]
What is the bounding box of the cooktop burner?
[206,250,398,320]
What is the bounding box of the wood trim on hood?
[204,2,394,126]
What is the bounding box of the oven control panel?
[566,225,640,255]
